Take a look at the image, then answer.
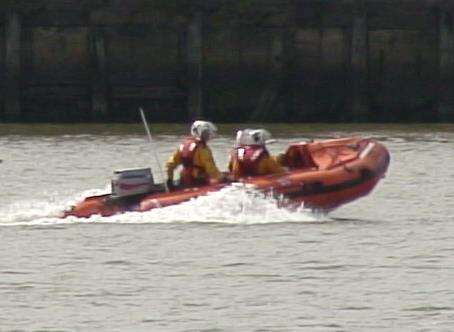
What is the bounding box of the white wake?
[0,185,322,226]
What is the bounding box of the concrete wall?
[0,0,453,122]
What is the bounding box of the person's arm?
[263,155,286,174]
[274,153,287,167]
[165,150,182,181]
[199,148,221,180]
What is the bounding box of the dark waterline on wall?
[1,123,454,138]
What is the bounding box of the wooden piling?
[4,11,22,121]
[187,11,204,121]
[251,29,286,121]
[350,2,369,121]
[438,8,454,121]
[89,25,109,120]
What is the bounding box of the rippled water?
[1,124,454,331]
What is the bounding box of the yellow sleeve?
[274,153,287,167]
[198,147,221,180]
[263,156,285,175]
[165,149,182,180]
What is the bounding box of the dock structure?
[0,1,454,122]
[89,23,109,120]
[186,11,204,121]
[439,7,454,121]
[350,0,369,121]
[4,10,22,121]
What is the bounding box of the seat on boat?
[283,143,317,170]
[306,139,365,170]
[283,139,365,171]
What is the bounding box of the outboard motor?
[111,168,154,198]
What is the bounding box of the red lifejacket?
[179,137,206,186]
[232,145,269,177]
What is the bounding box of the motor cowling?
[111,168,154,197]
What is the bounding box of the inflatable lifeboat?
[63,137,390,218]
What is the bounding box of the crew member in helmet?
[166,120,222,189]
[228,129,285,180]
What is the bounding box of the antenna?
[139,108,168,192]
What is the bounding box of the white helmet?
[235,128,273,146]
[235,129,253,146]
[190,120,217,141]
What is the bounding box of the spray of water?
[0,185,322,226]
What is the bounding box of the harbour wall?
[1,0,454,122]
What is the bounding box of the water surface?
[1,124,453,331]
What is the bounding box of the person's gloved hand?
[208,178,221,185]
[166,179,175,191]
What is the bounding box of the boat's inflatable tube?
[63,137,390,218]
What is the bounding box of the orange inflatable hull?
[63,137,390,218]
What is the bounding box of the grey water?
[1,124,454,331]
